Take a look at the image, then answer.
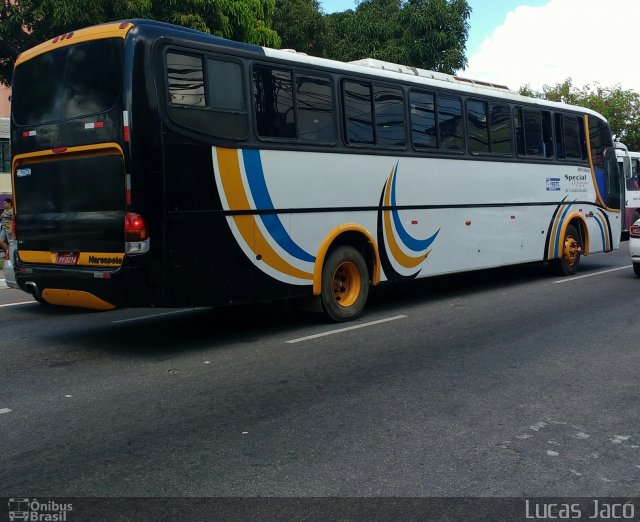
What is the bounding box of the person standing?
[0,198,14,256]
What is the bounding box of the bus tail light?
[630,225,640,238]
[125,212,150,255]
[11,215,16,239]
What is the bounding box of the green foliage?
[323,0,470,73]
[520,79,640,151]
[273,0,326,55]
[0,0,280,86]
[1,0,471,88]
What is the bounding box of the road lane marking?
[0,301,35,308]
[112,308,207,324]
[553,265,630,284]
[0,408,12,415]
[286,315,407,344]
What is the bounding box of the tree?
[0,0,281,87]
[273,0,326,56]
[520,79,640,151]
[323,0,470,73]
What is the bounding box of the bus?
[9,19,622,321]
[615,142,640,234]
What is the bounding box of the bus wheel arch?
[314,227,379,322]
[550,219,586,276]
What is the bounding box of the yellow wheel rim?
[332,261,361,308]
[563,235,579,266]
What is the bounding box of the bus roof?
[260,44,608,122]
[14,18,608,123]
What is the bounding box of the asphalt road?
[1,244,639,500]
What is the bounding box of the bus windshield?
[12,38,124,125]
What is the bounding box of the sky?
[319,0,640,93]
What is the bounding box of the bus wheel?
[634,263,640,277]
[321,245,369,322]
[550,224,582,276]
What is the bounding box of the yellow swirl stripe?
[382,170,427,269]
[594,213,609,251]
[547,204,566,259]
[216,148,313,281]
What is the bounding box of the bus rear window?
[12,39,124,125]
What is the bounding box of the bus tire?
[320,245,369,322]
[550,224,582,276]
[634,263,640,277]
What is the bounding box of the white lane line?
[112,308,207,324]
[286,315,407,344]
[0,301,35,308]
[553,265,630,284]
[0,408,12,415]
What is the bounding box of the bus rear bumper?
[14,263,149,310]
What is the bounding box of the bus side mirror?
[624,156,632,179]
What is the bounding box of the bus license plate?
[55,252,79,265]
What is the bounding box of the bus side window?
[374,85,406,148]
[523,109,543,156]
[166,52,248,140]
[409,90,437,150]
[206,59,244,111]
[563,115,582,159]
[489,103,512,156]
[167,52,205,106]
[514,108,525,156]
[541,111,553,158]
[343,80,374,145]
[467,99,489,155]
[296,74,335,144]
[253,66,296,139]
[554,113,565,159]
[437,95,463,152]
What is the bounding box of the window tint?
[523,109,543,156]
[577,117,588,160]
[166,53,248,140]
[374,86,405,147]
[344,81,374,145]
[410,91,437,149]
[589,116,613,162]
[253,66,295,139]
[296,75,335,143]
[13,39,124,125]
[563,115,582,159]
[206,59,244,111]
[489,104,512,155]
[554,113,565,159]
[438,95,463,152]
[467,99,489,154]
[167,52,205,106]
[541,111,553,158]
[514,109,525,156]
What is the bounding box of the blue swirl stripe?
[242,149,316,263]
[553,203,573,257]
[390,163,439,252]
